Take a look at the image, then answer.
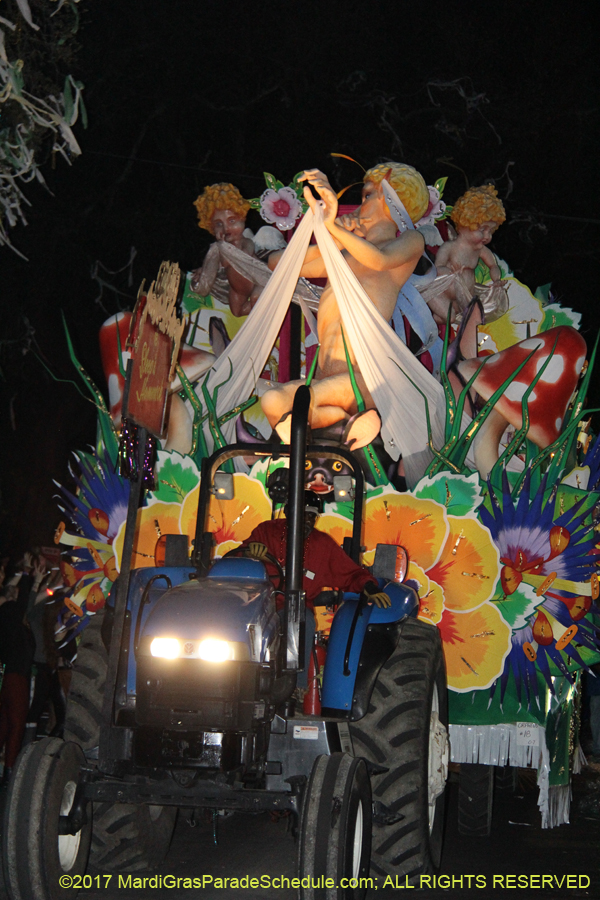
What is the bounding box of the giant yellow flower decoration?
[363,492,448,571]
[181,474,272,558]
[362,489,506,691]
[427,515,500,612]
[438,605,511,691]
[315,513,353,550]
[114,500,184,571]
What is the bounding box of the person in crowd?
[0,553,35,785]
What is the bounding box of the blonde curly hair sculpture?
[364,162,429,225]
[451,184,506,231]
[194,183,251,234]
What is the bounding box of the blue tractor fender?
[106,567,194,701]
[320,579,419,719]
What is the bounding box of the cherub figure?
[261,162,428,443]
[424,184,507,325]
[191,182,285,317]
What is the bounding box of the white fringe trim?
[448,723,542,767]
[448,723,571,829]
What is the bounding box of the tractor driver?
[240,491,390,687]
[239,491,391,612]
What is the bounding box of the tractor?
[3,386,448,900]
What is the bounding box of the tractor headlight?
[150,637,181,659]
[198,638,233,662]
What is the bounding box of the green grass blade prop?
[305,345,320,388]
[527,408,600,483]
[439,306,457,438]
[341,326,388,485]
[341,326,365,413]
[564,331,599,433]
[115,321,127,380]
[175,363,209,461]
[62,312,119,463]
[388,361,462,476]
[438,347,540,475]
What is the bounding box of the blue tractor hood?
[139,570,278,662]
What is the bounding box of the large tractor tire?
[457,764,494,836]
[494,764,517,793]
[298,753,372,899]
[349,618,448,884]
[3,737,92,900]
[64,612,177,872]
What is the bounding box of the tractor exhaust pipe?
[283,385,311,672]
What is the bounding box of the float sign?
[127,318,171,436]
[125,261,185,437]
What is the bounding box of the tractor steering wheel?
[222,547,285,592]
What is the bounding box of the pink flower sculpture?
[259,186,302,231]
[415,185,447,228]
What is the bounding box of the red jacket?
[240,519,374,608]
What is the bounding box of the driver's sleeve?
[309,530,374,596]
[238,519,285,561]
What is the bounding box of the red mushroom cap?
[458,326,587,448]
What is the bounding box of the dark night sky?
[1,0,598,556]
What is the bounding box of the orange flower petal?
[114,500,185,571]
[427,516,499,611]
[438,604,511,691]
[405,562,445,625]
[363,493,448,571]
[181,475,272,556]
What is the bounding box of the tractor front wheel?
[64,611,177,871]
[3,737,92,900]
[298,753,372,899]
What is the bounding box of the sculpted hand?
[246,542,269,561]
[299,169,338,228]
[335,213,360,231]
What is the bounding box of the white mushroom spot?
[575,355,586,374]
[103,311,127,327]
[108,373,122,409]
[504,381,527,402]
[555,417,562,432]
[520,338,544,351]
[535,354,564,384]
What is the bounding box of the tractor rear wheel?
[457,764,494,836]
[349,617,448,884]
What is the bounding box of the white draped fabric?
[204,204,446,486]
[203,208,315,439]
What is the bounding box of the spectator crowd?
[0,549,77,787]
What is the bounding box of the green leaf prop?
[263,172,284,192]
[62,313,119,464]
[151,454,200,503]
[415,471,483,517]
[491,586,541,630]
[63,77,74,124]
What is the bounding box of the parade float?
[54,160,600,832]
